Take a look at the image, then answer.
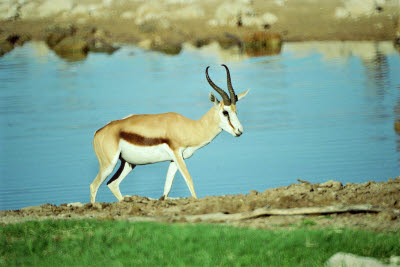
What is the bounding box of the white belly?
[119,140,172,165]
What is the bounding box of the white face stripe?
[219,105,243,137]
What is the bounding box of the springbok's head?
[206,64,250,137]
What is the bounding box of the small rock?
[0,39,14,56]
[363,181,372,187]
[320,180,343,190]
[192,38,211,48]
[87,38,119,54]
[92,202,102,210]
[150,39,182,55]
[249,190,259,196]
[317,188,327,193]
[123,196,134,202]
[262,12,278,25]
[45,24,77,48]
[67,202,83,208]
[53,36,89,60]
[0,33,31,57]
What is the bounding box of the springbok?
[90,64,249,203]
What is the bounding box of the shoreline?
[1,178,399,231]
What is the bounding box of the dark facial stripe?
[120,131,171,147]
[226,115,235,130]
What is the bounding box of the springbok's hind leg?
[107,159,135,201]
[90,153,119,203]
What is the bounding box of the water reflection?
[0,41,399,210]
[283,41,397,60]
[285,41,400,165]
[362,43,390,93]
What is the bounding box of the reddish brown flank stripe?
[120,131,171,146]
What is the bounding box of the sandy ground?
[1,178,399,231]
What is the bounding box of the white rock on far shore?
[121,11,135,19]
[213,2,255,26]
[102,0,114,7]
[36,0,74,18]
[70,4,100,16]
[0,0,18,20]
[135,2,167,24]
[274,0,287,6]
[262,12,278,25]
[335,0,386,19]
[173,5,204,19]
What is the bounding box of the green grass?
[301,219,317,227]
[1,219,399,266]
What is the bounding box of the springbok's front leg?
[172,150,198,199]
[160,161,178,200]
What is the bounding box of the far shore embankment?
[1,0,400,59]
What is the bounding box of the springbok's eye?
[222,110,229,116]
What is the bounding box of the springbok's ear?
[209,92,219,107]
[237,89,250,101]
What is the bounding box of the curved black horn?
[221,64,236,105]
[206,66,231,105]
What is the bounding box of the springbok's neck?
[197,106,222,142]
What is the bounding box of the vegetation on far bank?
[1,219,399,266]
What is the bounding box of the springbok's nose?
[235,129,243,137]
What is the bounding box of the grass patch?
[301,219,317,227]
[1,219,399,266]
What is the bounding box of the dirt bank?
[1,178,399,231]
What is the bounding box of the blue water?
[1,41,399,210]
